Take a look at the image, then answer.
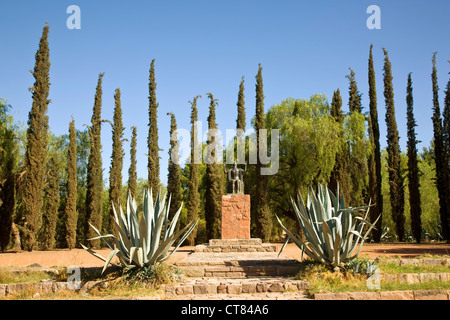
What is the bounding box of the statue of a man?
[225,162,247,194]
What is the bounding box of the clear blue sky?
[1,0,449,185]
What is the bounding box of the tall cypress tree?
[85,73,105,248]
[186,96,201,245]
[41,156,60,250]
[346,68,363,114]
[329,89,351,202]
[368,44,383,242]
[109,89,125,236]
[127,126,138,200]
[444,78,450,239]
[406,73,422,243]
[22,24,51,251]
[65,118,78,249]
[346,68,367,206]
[431,53,449,241]
[167,112,182,229]
[205,93,224,240]
[236,76,246,131]
[383,48,405,241]
[254,64,272,242]
[148,59,160,198]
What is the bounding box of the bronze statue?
[225,162,247,194]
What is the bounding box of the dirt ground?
[0,242,449,268]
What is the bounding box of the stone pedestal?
[221,194,251,240]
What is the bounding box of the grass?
[294,259,450,297]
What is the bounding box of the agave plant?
[277,184,379,269]
[81,189,198,274]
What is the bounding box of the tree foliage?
[383,48,405,241]
[167,112,182,231]
[65,118,78,249]
[22,25,51,251]
[147,59,160,199]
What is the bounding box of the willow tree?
[204,93,224,240]
[127,126,138,200]
[254,64,272,242]
[431,53,449,241]
[406,73,422,243]
[108,89,125,236]
[367,44,383,242]
[85,73,105,248]
[0,99,19,252]
[65,118,78,249]
[186,96,201,245]
[147,59,160,198]
[22,24,51,251]
[383,48,405,241]
[167,112,182,226]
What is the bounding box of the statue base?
[221,194,250,239]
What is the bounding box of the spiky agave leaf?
[81,188,198,274]
[278,184,379,268]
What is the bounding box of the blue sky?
[1,0,449,184]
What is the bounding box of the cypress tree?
[127,126,138,200]
[368,44,383,242]
[236,76,246,131]
[22,24,51,251]
[108,89,125,236]
[205,93,224,240]
[444,78,450,239]
[85,73,105,248]
[383,48,405,241]
[41,156,60,250]
[431,53,449,241]
[345,68,367,206]
[167,112,182,227]
[406,73,422,243]
[65,118,78,249]
[329,89,351,202]
[254,64,272,242]
[346,68,362,113]
[186,96,201,245]
[147,59,160,198]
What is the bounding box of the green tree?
[367,44,383,242]
[236,76,246,131]
[431,53,449,241]
[147,59,160,198]
[41,156,60,250]
[167,112,182,227]
[22,24,51,251]
[254,64,272,241]
[204,93,224,240]
[406,73,422,243]
[383,47,405,241]
[108,89,125,236]
[444,78,450,238]
[266,95,341,224]
[0,99,19,252]
[85,73,105,248]
[127,126,138,200]
[345,68,369,207]
[186,96,201,245]
[65,118,78,249]
[329,89,351,202]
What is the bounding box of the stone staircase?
[164,239,308,299]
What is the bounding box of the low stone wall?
[315,290,450,300]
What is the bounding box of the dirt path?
[0,242,449,268]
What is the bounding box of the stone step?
[195,239,277,253]
[175,252,301,278]
[161,277,310,298]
